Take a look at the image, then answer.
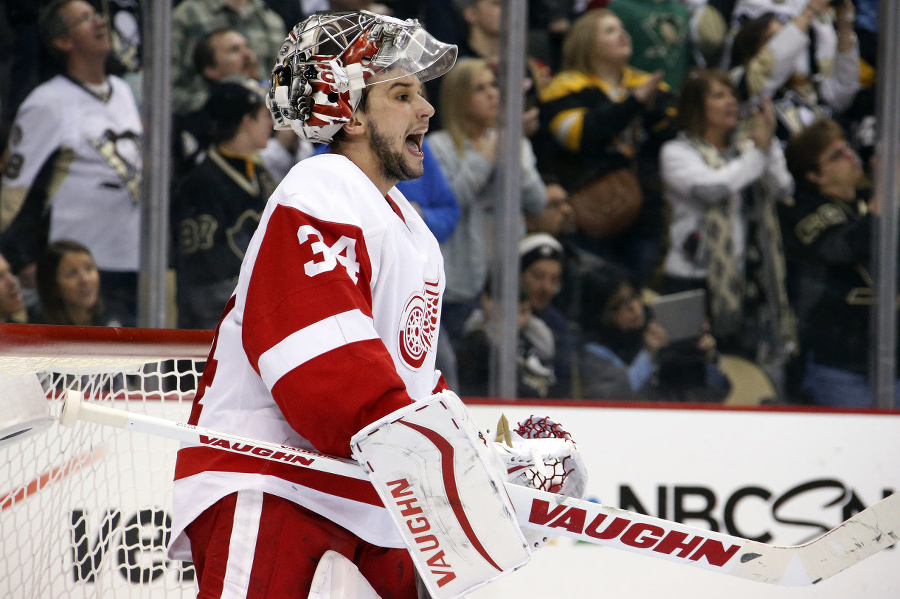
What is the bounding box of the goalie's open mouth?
[405,132,424,156]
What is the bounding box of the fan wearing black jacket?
[171,77,276,329]
[780,118,896,407]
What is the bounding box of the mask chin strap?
[273,86,291,110]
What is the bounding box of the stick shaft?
[72,398,367,480]
[507,486,900,585]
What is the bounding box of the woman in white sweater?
[660,68,793,351]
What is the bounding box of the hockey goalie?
[165,8,586,599]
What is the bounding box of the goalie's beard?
[369,122,423,183]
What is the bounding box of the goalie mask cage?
[0,323,213,599]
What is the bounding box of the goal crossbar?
[0,323,213,360]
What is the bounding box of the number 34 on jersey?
[297,224,360,284]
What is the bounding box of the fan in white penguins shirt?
[0,0,142,326]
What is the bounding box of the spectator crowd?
[0,0,890,407]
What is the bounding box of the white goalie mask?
[267,10,457,143]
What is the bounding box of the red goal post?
[0,323,213,599]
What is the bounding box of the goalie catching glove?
[493,414,588,549]
[350,391,530,599]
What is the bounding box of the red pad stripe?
[397,420,504,573]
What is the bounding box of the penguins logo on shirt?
[398,277,440,370]
[226,209,262,259]
[90,129,142,203]
[642,14,686,68]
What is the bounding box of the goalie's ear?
[351,391,530,599]
[341,109,367,139]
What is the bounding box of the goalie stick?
[59,391,900,586]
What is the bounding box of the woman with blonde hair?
[538,8,676,283]
[427,57,547,352]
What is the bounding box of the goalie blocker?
[350,391,530,599]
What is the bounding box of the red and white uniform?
[169,153,446,560]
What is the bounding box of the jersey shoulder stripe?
[257,308,379,389]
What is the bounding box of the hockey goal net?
[0,323,213,599]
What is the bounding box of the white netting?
[0,327,208,599]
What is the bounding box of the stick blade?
[733,492,900,585]
[801,491,900,583]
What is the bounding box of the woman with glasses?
[779,117,894,407]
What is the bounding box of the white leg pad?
[351,391,530,599]
[308,550,381,599]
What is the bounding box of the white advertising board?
[3,401,898,598]
[466,402,900,599]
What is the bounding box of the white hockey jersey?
[0,75,142,271]
[170,154,447,559]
